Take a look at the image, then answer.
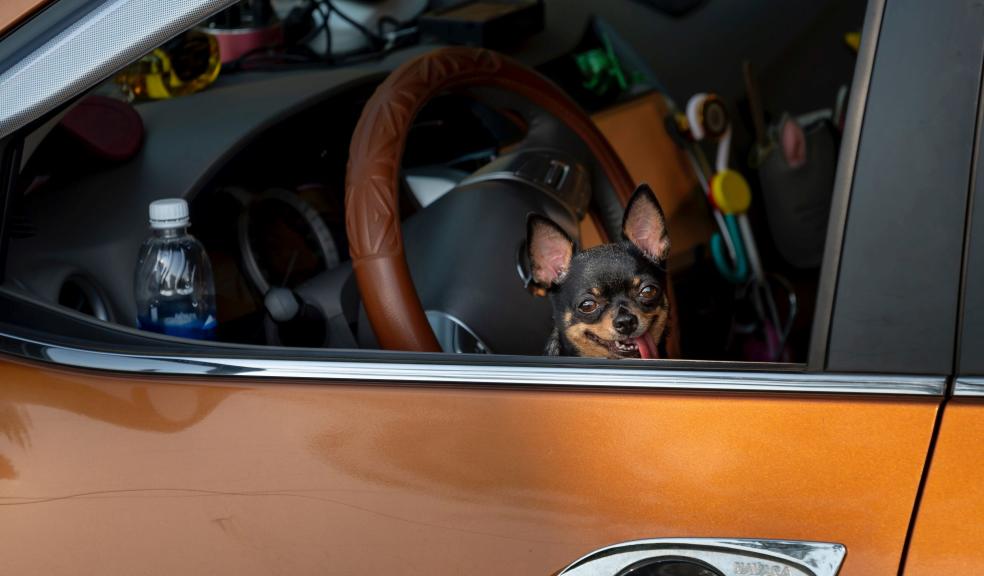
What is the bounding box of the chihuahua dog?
[527,184,670,359]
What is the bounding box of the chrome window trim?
[558,538,846,576]
[0,330,945,395]
[0,0,238,139]
[808,0,885,371]
[954,377,984,397]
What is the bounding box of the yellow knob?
[711,170,751,214]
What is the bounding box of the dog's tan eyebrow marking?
[631,277,641,288]
[589,287,601,296]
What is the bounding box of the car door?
[903,29,984,573]
[0,0,977,575]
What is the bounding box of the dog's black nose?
[613,312,638,336]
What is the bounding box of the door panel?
[907,61,984,573]
[901,397,984,574]
[824,0,984,374]
[957,54,984,374]
[0,357,938,575]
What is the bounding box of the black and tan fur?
[528,184,671,359]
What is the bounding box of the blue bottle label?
[137,302,217,340]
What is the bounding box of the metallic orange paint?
[0,0,49,34]
[0,356,939,574]
[902,399,984,574]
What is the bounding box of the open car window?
[0,0,878,370]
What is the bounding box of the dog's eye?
[639,285,660,301]
[578,299,599,314]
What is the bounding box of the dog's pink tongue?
[635,332,658,360]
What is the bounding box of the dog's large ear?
[622,183,670,263]
[527,214,575,288]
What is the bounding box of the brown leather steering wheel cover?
[345,47,635,352]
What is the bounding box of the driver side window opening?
[0,0,870,367]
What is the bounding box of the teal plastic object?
[711,214,749,284]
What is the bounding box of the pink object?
[781,117,807,169]
[60,95,144,161]
[207,24,283,64]
[741,322,789,362]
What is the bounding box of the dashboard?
[3,63,566,354]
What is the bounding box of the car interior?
[0,0,869,364]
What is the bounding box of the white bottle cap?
[149,198,190,229]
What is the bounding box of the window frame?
[0,0,950,396]
[955,57,984,392]
[816,0,984,376]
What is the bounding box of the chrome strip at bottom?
[0,331,945,395]
[559,538,846,576]
[954,377,984,397]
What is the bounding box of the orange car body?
[0,0,49,34]
[903,400,984,574]
[0,356,954,575]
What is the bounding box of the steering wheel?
[345,47,636,352]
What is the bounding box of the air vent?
[58,275,111,321]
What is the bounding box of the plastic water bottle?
[134,198,217,339]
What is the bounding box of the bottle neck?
[153,226,188,238]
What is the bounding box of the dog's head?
[527,184,670,358]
